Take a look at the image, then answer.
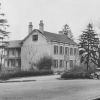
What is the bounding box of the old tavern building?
[4,20,79,72]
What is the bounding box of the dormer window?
[32,35,38,41]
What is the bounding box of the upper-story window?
[65,47,69,55]
[12,49,15,56]
[70,48,73,56]
[18,51,21,57]
[32,35,38,41]
[17,48,21,57]
[7,50,9,56]
[76,48,79,55]
[74,48,77,55]
[54,45,58,54]
[60,46,64,55]
[7,61,9,66]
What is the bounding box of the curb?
[0,80,36,83]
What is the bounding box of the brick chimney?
[28,22,33,34]
[39,20,44,32]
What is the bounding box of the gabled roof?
[22,29,38,43]
[42,31,77,45]
[22,29,77,45]
[5,40,22,48]
[6,29,77,48]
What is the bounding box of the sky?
[1,0,100,41]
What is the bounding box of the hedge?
[0,70,53,80]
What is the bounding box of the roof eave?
[50,40,77,45]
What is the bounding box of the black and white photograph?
[0,0,100,100]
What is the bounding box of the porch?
[4,59,21,71]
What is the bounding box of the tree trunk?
[98,48,100,68]
[87,61,89,71]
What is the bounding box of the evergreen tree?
[79,23,99,71]
[0,3,9,66]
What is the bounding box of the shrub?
[71,64,96,73]
[0,70,53,80]
[36,56,53,71]
[80,63,97,73]
[61,71,91,79]
[61,65,92,79]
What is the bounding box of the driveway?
[0,75,100,100]
[7,74,60,82]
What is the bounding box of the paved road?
[0,75,100,100]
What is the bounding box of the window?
[74,60,76,65]
[60,46,64,54]
[66,61,68,69]
[18,51,21,57]
[59,60,64,68]
[18,60,21,67]
[70,48,73,55]
[62,47,64,54]
[65,47,69,55]
[12,50,15,56]
[70,60,73,68]
[32,35,38,41]
[7,60,9,67]
[11,60,15,67]
[53,59,58,68]
[74,48,77,55]
[7,50,9,56]
[54,45,58,54]
[76,48,79,55]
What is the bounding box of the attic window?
[32,35,38,41]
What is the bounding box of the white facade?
[21,30,79,72]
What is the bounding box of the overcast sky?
[1,0,100,41]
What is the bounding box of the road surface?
[0,75,100,100]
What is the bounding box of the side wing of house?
[21,30,52,71]
[3,40,21,72]
[49,42,79,72]
[4,48,21,70]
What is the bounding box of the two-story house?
[4,20,79,72]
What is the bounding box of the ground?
[0,75,100,100]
